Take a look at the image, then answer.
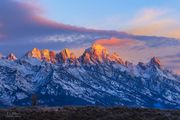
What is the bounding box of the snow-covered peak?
[61,48,71,58]
[91,43,107,52]
[56,48,77,63]
[90,43,108,57]
[49,51,56,63]
[80,44,109,64]
[80,44,125,65]
[41,49,56,63]
[25,48,56,63]
[149,57,162,68]
[26,48,41,60]
[137,62,147,70]
[135,57,174,79]
[108,52,124,64]
[0,45,179,108]
[7,53,17,61]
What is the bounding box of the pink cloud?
[95,37,138,47]
[128,19,175,36]
[176,70,180,74]
[126,8,180,39]
[165,29,180,39]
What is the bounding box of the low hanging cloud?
[95,37,141,47]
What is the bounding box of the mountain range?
[0,44,179,109]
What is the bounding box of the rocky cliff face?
[79,44,124,64]
[25,48,56,63]
[7,53,17,61]
[0,44,179,109]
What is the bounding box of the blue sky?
[36,0,180,31]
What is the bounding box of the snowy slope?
[0,44,179,109]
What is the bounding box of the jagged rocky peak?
[91,43,108,57]
[108,52,124,64]
[41,49,50,61]
[49,51,56,63]
[56,48,76,63]
[41,49,56,63]
[24,45,125,65]
[125,61,134,68]
[149,57,162,67]
[80,43,124,64]
[137,62,147,70]
[80,43,109,63]
[26,48,56,63]
[61,48,71,58]
[7,53,17,61]
[26,48,41,59]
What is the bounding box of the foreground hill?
[0,44,180,108]
[0,106,180,120]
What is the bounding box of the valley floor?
[0,106,180,120]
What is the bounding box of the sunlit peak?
[91,43,106,51]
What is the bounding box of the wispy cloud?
[86,7,180,39]
[160,53,180,59]
[132,8,167,25]
[159,53,180,74]
[126,8,180,39]
[165,29,180,39]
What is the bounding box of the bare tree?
[31,94,37,106]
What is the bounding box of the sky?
[0,0,180,74]
[35,0,180,38]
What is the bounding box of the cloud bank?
[0,0,99,56]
